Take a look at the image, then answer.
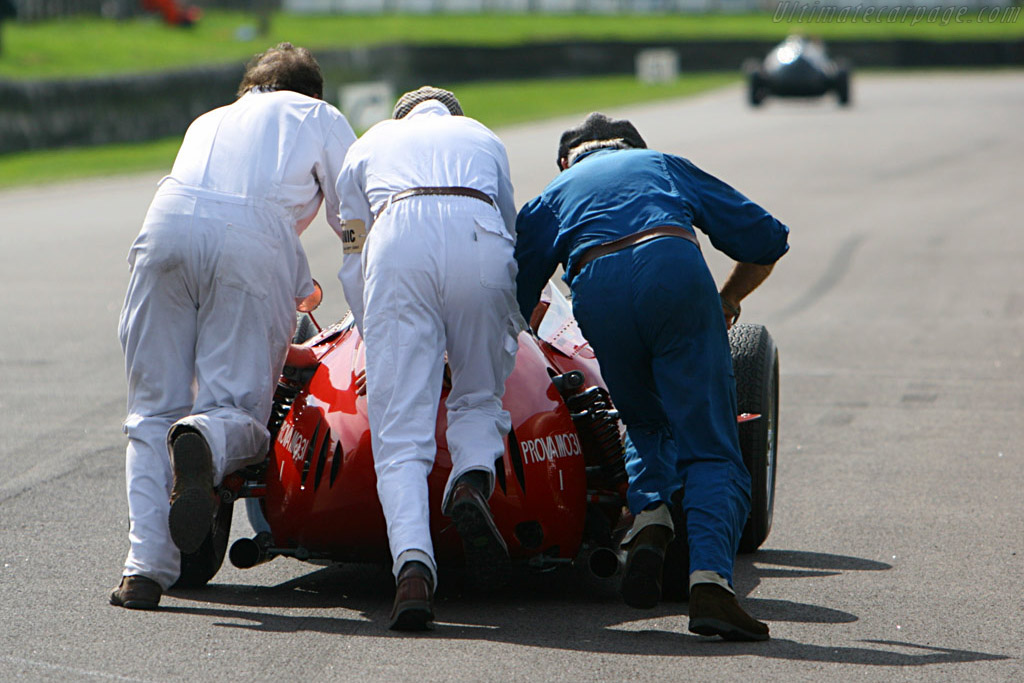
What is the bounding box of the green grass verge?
[0,136,183,188]
[452,72,738,128]
[1,10,1021,80]
[0,72,738,188]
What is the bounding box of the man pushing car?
[335,86,522,631]
[514,113,789,641]
[112,43,356,609]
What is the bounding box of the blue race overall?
[515,146,789,586]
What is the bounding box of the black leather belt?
[568,225,700,280]
[374,186,495,219]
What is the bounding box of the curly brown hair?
[237,42,323,100]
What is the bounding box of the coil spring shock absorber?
[267,383,297,442]
[551,371,628,496]
[268,362,319,440]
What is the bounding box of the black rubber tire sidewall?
[661,491,691,602]
[748,73,766,107]
[729,323,779,554]
[836,69,851,106]
[172,497,234,588]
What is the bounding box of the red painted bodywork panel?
[263,286,603,565]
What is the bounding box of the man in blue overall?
[514,113,789,641]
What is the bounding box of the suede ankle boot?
[688,583,770,641]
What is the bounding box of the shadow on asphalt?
[163,548,1010,666]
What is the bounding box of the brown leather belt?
[568,225,700,280]
[374,186,494,219]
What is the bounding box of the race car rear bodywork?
[177,284,779,589]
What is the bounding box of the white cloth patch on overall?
[620,503,675,547]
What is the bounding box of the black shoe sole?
[689,617,770,642]
[621,545,664,609]
[389,601,435,631]
[111,596,160,610]
[452,500,510,591]
[168,433,215,555]
[110,591,160,610]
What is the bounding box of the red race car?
[175,283,779,596]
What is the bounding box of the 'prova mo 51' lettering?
[277,420,309,465]
[519,432,581,465]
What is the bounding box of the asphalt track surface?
[1,71,1021,681]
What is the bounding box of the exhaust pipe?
[229,532,276,569]
[587,546,624,579]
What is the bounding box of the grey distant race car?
[743,35,852,107]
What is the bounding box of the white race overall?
[336,100,522,587]
[118,90,355,589]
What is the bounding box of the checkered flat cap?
[392,86,464,119]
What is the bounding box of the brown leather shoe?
[389,561,434,631]
[620,523,673,609]
[168,430,216,554]
[688,583,770,641]
[110,575,162,610]
[448,480,510,590]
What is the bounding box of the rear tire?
[729,323,779,554]
[172,496,233,588]
[835,61,851,106]
[747,72,767,107]
[661,490,690,602]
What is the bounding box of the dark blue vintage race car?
[744,35,852,107]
